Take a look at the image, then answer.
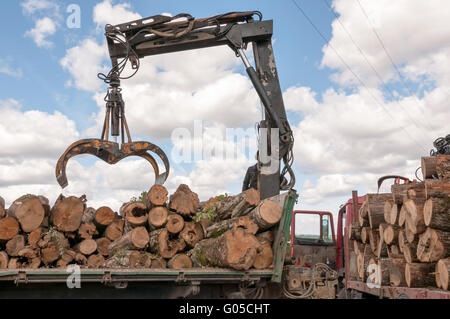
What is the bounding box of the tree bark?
[214,188,260,220]
[364,194,393,229]
[389,257,406,287]
[50,194,85,232]
[358,201,369,227]
[190,227,260,270]
[425,180,450,198]
[0,196,5,219]
[423,197,450,231]
[7,195,45,233]
[421,156,438,179]
[405,262,436,288]
[436,155,450,180]
[147,184,168,206]
[81,207,96,223]
[368,229,379,254]
[148,206,168,229]
[391,182,424,204]
[169,184,200,217]
[168,253,192,269]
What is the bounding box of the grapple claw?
[55,139,170,188]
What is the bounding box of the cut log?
[169,184,200,217]
[425,180,450,198]
[384,224,400,245]
[357,245,375,281]
[378,223,389,245]
[74,239,97,256]
[78,222,98,240]
[148,206,168,229]
[365,194,392,229]
[438,258,450,290]
[7,195,45,232]
[121,202,148,228]
[147,184,168,206]
[405,262,436,288]
[190,227,260,270]
[405,225,416,244]
[41,244,61,265]
[180,222,204,248]
[96,237,111,256]
[375,258,390,286]
[158,229,182,259]
[18,246,38,260]
[87,254,105,268]
[214,188,260,220]
[6,235,25,256]
[417,227,450,262]
[389,257,406,287]
[81,207,96,223]
[404,198,426,235]
[56,249,76,268]
[94,206,116,228]
[247,199,282,231]
[361,227,370,244]
[0,251,8,268]
[166,213,184,235]
[389,203,400,225]
[151,257,167,269]
[403,242,419,263]
[74,253,87,266]
[109,226,150,255]
[392,182,424,204]
[168,253,192,269]
[349,251,358,281]
[435,261,442,289]
[50,194,85,232]
[398,229,406,253]
[27,228,43,248]
[423,197,450,231]
[104,218,124,241]
[388,245,401,258]
[205,215,257,239]
[253,242,273,269]
[422,156,438,179]
[348,222,362,241]
[398,204,407,227]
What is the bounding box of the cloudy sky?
[0,0,449,225]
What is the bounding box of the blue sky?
[1,0,449,220]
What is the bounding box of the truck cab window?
[294,213,320,244]
[322,214,334,243]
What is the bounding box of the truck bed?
[0,267,274,285]
[347,280,450,299]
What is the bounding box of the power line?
[290,0,428,153]
[355,0,435,130]
[322,0,434,137]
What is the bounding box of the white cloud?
[322,0,450,87]
[25,17,57,48]
[21,0,59,16]
[60,39,108,92]
[93,0,141,29]
[0,59,22,78]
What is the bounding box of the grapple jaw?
[55,139,170,188]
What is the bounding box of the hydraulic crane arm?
[56,11,295,199]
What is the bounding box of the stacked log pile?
[0,184,284,271]
[349,155,450,290]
